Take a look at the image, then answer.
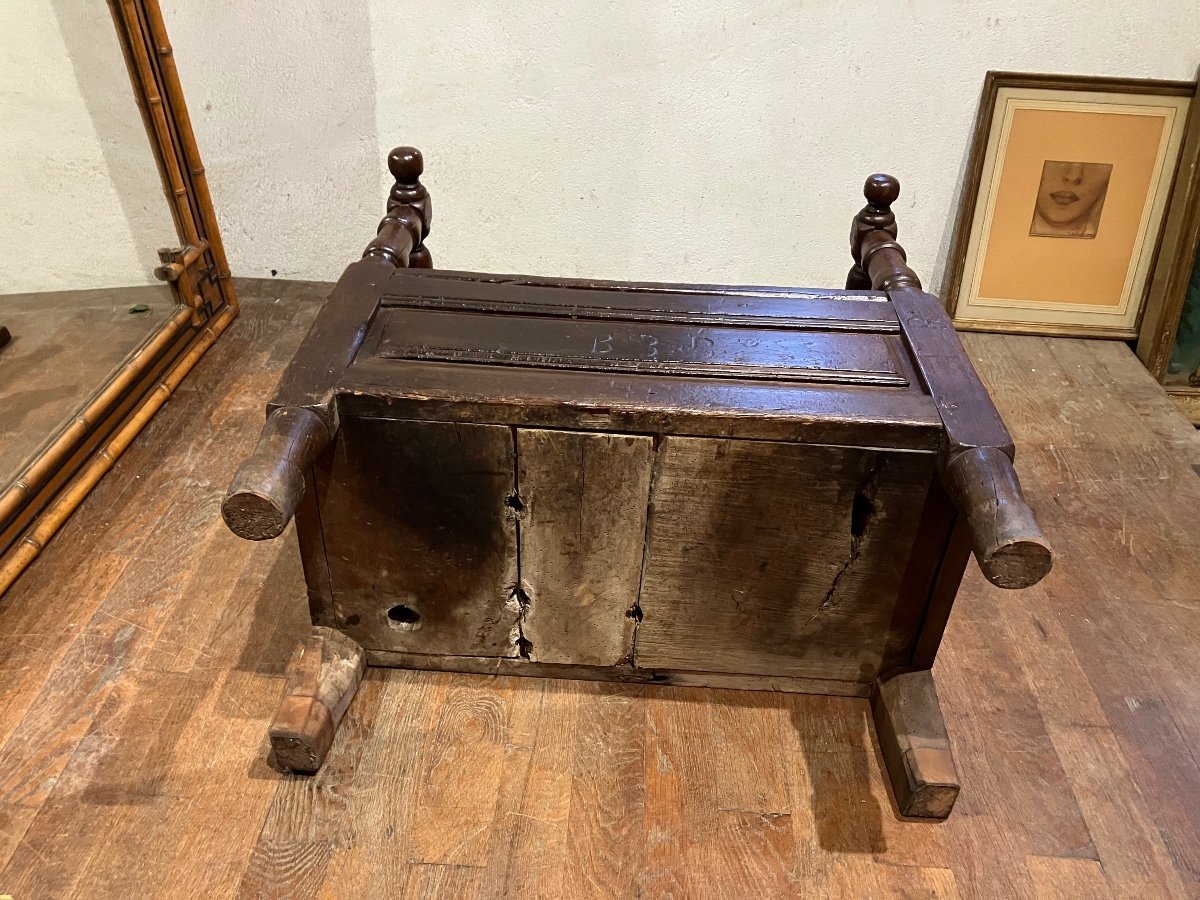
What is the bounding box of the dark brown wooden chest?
[222,150,1051,818]
[308,270,956,684]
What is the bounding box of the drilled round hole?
[386,604,422,630]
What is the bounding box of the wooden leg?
[268,626,366,774]
[870,669,960,819]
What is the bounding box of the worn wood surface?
[223,406,332,540]
[846,175,1052,591]
[318,417,519,658]
[943,445,1053,589]
[341,267,944,452]
[871,670,960,819]
[1,288,1198,897]
[285,244,981,690]
[516,429,652,666]
[635,437,938,683]
[268,626,366,774]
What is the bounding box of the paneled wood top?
[340,268,946,449]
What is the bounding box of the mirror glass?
[0,0,179,487]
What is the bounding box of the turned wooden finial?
[863,173,900,215]
[848,174,900,289]
[388,146,432,268]
[387,147,426,207]
[363,145,434,268]
[847,173,921,293]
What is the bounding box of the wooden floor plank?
[639,688,715,898]
[563,683,646,899]
[1026,855,1112,900]
[1047,723,1190,897]
[0,300,1197,898]
[406,682,518,867]
[708,690,791,815]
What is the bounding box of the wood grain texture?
[1,293,1198,898]
[516,429,652,666]
[942,446,1052,589]
[375,306,909,385]
[268,626,366,773]
[363,649,869,696]
[223,406,332,540]
[317,417,520,658]
[635,436,937,682]
[872,669,960,819]
[340,267,944,453]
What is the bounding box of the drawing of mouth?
[1049,191,1079,206]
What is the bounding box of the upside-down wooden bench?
[222,148,1051,819]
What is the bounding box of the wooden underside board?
[516,429,653,666]
[316,418,520,657]
[635,437,938,682]
[309,418,943,689]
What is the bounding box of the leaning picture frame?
[945,72,1195,338]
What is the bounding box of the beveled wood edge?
[0,0,235,598]
[982,70,1194,97]
[943,70,1197,320]
[1137,66,1200,378]
[888,290,1013,455]
[264,258,395,429]
[374,351,909,388]
[379,292,901,333]
[333,381,945,452]
[387,266,890,302]
[364,648,870,697]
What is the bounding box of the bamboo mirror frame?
[0,0,236,596]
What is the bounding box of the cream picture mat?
[955,88,1189,336]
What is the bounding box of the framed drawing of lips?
[945,72,1195,338]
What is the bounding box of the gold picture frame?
[1136,67,1200,423]
[946,72,1195,338]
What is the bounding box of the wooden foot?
[871,669,960,819]
[268,626,366,774]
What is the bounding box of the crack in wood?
[621,436,662,667]
[803,455,886,629]
[510,586,534,660]
[508,425,533,660]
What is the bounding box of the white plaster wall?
[0,0,175,293]
[105,3,1200,291]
